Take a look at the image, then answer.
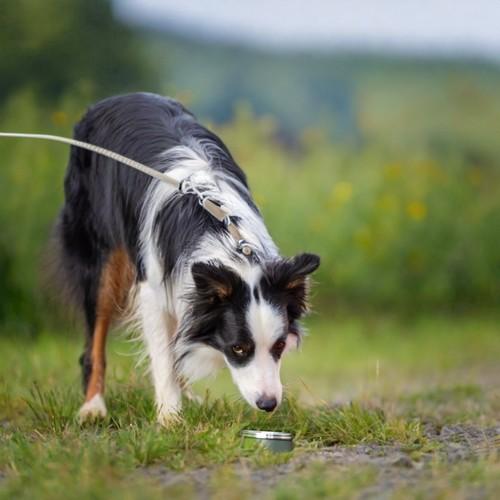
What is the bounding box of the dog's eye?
[232,344,246,356]
[271,339,286,358]
[275,339,286,352]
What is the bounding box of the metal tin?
[241,430,294,453]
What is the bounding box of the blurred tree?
[0,0,160,103]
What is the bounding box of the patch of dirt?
[143,424,500,499]
[426,423,500,462]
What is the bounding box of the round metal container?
[241,430,294,453]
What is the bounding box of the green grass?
[2,38,500,499]
[1,313,499,498]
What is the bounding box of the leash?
[0,132,253,257]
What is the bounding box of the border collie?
[55,93,320,425]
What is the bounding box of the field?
[1,314,499,499]
[2,27,500,498]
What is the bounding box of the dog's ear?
[191,260,243,303]
[265,253,320,319]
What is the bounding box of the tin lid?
[241,430,293,441]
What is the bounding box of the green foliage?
[1,1,500,326]
[1,50,500,328]
[1,86,500,329]
[0,91,79,329]
[0,0,161,104]
[213,104,500,309]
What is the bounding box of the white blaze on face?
[226,299,286,409]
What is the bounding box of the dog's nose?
[256,396,277,412]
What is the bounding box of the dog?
[54,92,320,425]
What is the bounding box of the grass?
[2,45,500,499]
[1,313,499,498]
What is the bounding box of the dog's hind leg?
[79,313,109,421]
[79,248,134,422]
[138,282,182,426]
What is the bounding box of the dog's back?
[54,92,249,397]
[56,93,248,297]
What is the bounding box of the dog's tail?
[40,214,82,326]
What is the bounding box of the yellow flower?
[331,181,353,205]
[406,201,427,221]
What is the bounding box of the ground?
[0,313,499,499]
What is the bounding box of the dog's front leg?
[139,282,181,426]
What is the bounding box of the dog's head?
[184,253,320,411]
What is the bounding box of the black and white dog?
[55,93,320,425]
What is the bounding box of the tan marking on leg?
[84,248,135,403]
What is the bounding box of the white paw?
[78,393,107,422]
[157,401,182,428]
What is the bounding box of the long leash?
[0,132,253,256]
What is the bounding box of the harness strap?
[0,131,254,257]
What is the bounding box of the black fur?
[180,260,255,368]
[55,92,258,391]
[261,253,321,337]
[55,92,320,398]
[177,254,320,369]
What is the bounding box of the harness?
[0,132,255,258]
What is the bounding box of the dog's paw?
[78,393,107,423]
[157,407,182,428]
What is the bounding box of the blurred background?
[1,0,499,335]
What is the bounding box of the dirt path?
[143,424,500,499]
